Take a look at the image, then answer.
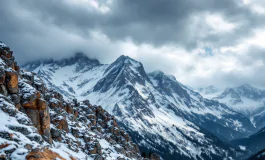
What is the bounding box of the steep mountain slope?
[199,85,265,129]
[215,85,265,117]
[24,53,256,159]
[0,43,156,159]
[231,127,265,158]
[247,148,265,160]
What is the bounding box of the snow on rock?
[0,41,7,48]
[197,84,265,131]
[23,54,254,160]
[0,43,158,160]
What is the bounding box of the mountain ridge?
[23,52,256,159]
[198,84,265,130]
[0,42,160,160]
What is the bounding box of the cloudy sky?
[1,0,265,89]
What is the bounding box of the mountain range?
[1,42,161,160]
[198,84,265,129]
[23,52,261,160]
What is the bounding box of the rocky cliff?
[0,42,159,160]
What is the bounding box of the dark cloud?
[0,0,265,88]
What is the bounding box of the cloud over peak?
[0,0,265,89]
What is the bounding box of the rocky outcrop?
[26,148,66,160]
[46,90,144,159]
[0,42,160,160]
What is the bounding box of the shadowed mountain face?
[231,127,265,159]
[0,43,152,160]
[198,84,265,130]
[23,53,256,160]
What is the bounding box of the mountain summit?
[23,53,256,159]
[0,42,160,160]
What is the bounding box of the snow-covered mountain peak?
[95,55,149,92]
[218,84,265,102]
[235,84,264,99]
[116,55,138,63]
[23,54,256,160]
[106,55,144,74]
[204,84,265,120]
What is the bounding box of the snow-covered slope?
[215,85,265,116]
[0,44,151,160]
[198,85,265,129]
[231,126,265,159]
[23,53,255,160]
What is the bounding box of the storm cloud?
[0,0,265,88]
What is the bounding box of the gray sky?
[0,0,265,89]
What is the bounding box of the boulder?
[10,94,20,105]
[0,66,5,85]
[0,84,8,96]
[25,108,41,132]
[74,110,78,118]
[53,118,69,133]
[37,98,47,110]
[22,98,37,109]
[14,62,20,72]
[67,104,74,114]
[10,94,21,110]
[26,149,66,160]
[51,128,62,142]
[5,69,18,94]
[89,147,97,154]
[22,92,38,109]
[39,107,50,132]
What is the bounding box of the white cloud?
[205,14,237,33]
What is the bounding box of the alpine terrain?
[0,42,161,160]
[198,85,265,131]
[23,52,258,160]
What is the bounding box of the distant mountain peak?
[114,55,141,66]
[22,50,257,160]
[106,55,144,74]
[149,70,176,82]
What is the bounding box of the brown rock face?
[26,149,66,160]
[67,104,74,114]
[22,92,52,143]
[89,147,97,154]
[53,118,69,133]
[40,106,52,144]
[37,98,47,110]
[23,99,38,109]
[26,108,41,132]
[0,47,12,58]
[5,70,18,94]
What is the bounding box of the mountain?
[23,53,257,159]
[247,148,265,160]
[231,127,265,159]
[199,84,265,129]
[197,85,221,99]
[0,43,159,159]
